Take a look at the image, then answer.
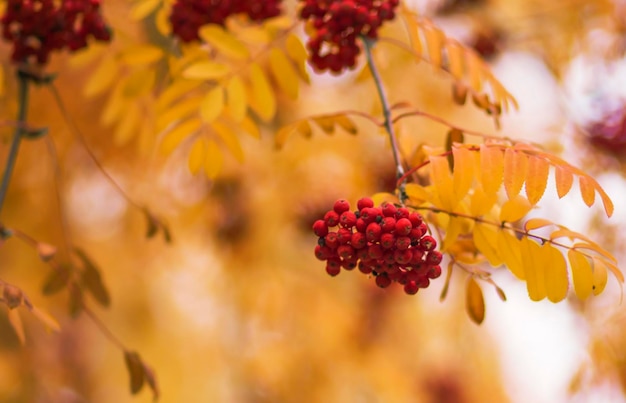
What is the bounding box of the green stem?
[361,36,407,203]
[0,70,30,217]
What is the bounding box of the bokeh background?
[1,0,626,402]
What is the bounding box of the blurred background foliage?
[1,0,626,402]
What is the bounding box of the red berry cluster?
[169,0,282,43]
[313,198,443,295]
[1,0,111,65]
[299,0,400,73]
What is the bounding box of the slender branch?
[361,36,407,203]
[0,70,30,217]
[46,84,144,210]
[82,304,126,351]
[43,135,72,259]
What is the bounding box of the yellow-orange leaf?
[591,257,608,296]
[68,43,106,68]
[497,230,525,280]
[240,116,260,139]
[312,116,335,133]
[248,63,276,122]
[269,48,299,99]
[188,138,206,174]
[155,6,170,36]
[212,122,243,162]
[404,11,423,61]
[285,33,310,83]
[333,115,358,134]
[572,242,617,264]
[123,69,156,98]
[524,217,554,231]
[7,309,25,345]
[568,249,593,300]
[182,61,230,80]
[423,24,445,69]
[442,216,464,252]
[226,76,246,122]
[452,146,474,202]
[204,140,222,179]
[156,96,202,132]
[579,176,596,208]
[114,104,140,145]
[520,237,546,301]
[474,223,502,267]
[468,186,496,217]
[84,57,118,97]
[429,155,456,210]
[500,195,532,223]
[200,86,224,123]
[503,148,528,199]
[405,183,432,205]
[543,243,568,303]
[30,306,61,332]
[130,0,160,20]
[525,156,550,205]
[554,164,573,199]
[466,277,485,325]
[446,41,465,80]
[156,79,201,110]
[119,44,164,66]
[199,24,249,60]
[160,118,202,155]
[480,145,504,196]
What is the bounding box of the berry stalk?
[361,36,407,203]
[0,70,30,217]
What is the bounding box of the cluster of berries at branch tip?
[1,0,111,65]
[299,0,400,73]
[313,198,443,295]
[170,0,282,43]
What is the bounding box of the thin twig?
[361,36,407,203]
[0,70,30,217]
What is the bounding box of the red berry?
[395,218,412,236]
[357,197,374,210]
[337,244,355,259]
[426,251,443,265]
[324,210,340,227]
[326,259,342,276]
[366,222,382,242]
[409,213,423,227]
[339,211,357,228]
[375,273,392,288]
[324,232,339,249]
[395,236,411,250]
[337,228,353,244]
[420,236,437,251]
[333,199,351,214]
[315,245,333,260]
[368,243,383,259]
[313,219,328,237]
[381,202,397,217]
[380,233,395,249]
[427,265,442,279]
[381,216,396,232]
[395,207,410,219]
[404,281,419,295]
[355,218,367,233]
[394,249,412,265]
[351,232,367,249]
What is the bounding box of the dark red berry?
[420,236,437,251]
[333,199,351,214]
[404,281,419,295]
[351,232,367,249]
[427,265,442,279]
[326,259,342,276]
[324,210,340,227]
[313,219,328,237]
[426,251,443,265]
[380,233,395,249]
[339,211,357,228]
[376,273,392,288]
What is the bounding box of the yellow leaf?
[275,122,299,149]
[285,33,310,83]
[119,44,164,66]
[405,183,432,204]
[525,156,550,205]
[204,140,223,179]
[404,12,423,61]
[480,145,504,196]
[429,155,456,210]
[200,86,225,123]
[155,5,171,36]
[445,41,465,80]
[212,122,243,162]
[7,309,25,345]
[240,116,260,139]
[199,24,250,60]
[269,48,299,99]
[579,176,596,208]
[524,218,554,231]
[520,237,546,301]
[226,76,247,122]
[182,61,230,80]
[499,195,532,222]
[572,242,617,264]
[160,118,202,155]
[237,25,271,44]
[30,307,61,332]
[554,164,573,199]
[543,243,568,303]
[468,186,496,216]
[465,51,483,93]
[123,69,156,98]
[188,138,206,174]
[84,57,119,97]
[474,223,502,267]
[114,104,141,145]
[130,0,161,20]
[423,24,445,68]
[332,115,358,134]
[156,79,201,110]
[156,96,202,132]
[101,82,127,126]
[248,63,276,122]
[68,43,107,68]
[466,277,485,325]
[452,146,473,202]
[497,230,525,279]
[568,249,593,300]
[603,258,624,283]
[503,148,528,199]
[591,257,608,296]
[442,216,464,252]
